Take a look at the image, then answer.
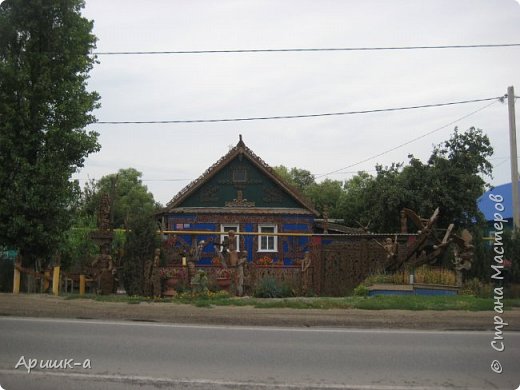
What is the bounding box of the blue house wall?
[166,213,314,266]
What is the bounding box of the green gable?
[165,136,319,216]
[179,155,302,209]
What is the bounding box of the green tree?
[82,168,160,229]
[337,127,493,232]
[338,171,375,228]
[122,213,158,296]
[288,167,315,191]
[59,217,97,272]
[305,179,344,217]
[274,165,346,217]
[60,168,159,274]
[0,0,100,267]
[425,127,493,227]
[273,165,316,192]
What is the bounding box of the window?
[221,224,240,251]
[258,224,277,252]
[233,167,247,183]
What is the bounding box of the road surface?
[0,317,518,389]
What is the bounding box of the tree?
[81,168,160,229]
[425,127,493,227]
[274,165,346,216]
[335,127,493,232]
[59,168,159,274]
[305,179,344,217]
[273,165,316,192]
[338,171,375,228]
[0,0,100,267]
[122,212,158,296]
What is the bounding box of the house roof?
[477,181,517,222]
[167,207,315,215]
[314,221,365,234]
[164,136,319,216]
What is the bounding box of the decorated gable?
[179,155,302,209]
[166,136,318,215]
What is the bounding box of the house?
[159,136,319,267]
[478,181,518,232]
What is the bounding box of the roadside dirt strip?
[0,294,518,330]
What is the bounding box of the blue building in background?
[477,181,517,231]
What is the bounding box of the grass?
[62,292,520,311]
[352,295,494,311]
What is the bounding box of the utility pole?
[508,86,519,231]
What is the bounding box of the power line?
[75,178,190,182]
[315,98,501,178]
[96,96,504,125]
[94,43,520,56]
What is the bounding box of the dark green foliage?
[0,254,14,292]
[461,277,494,298]
[59,216,97,272]
[273,165,345,216]
[275,128,493,233]
[0,0,100,267]
[273,166,316,192]
[122,214,158,296]
[81,168,161,229]
[191,270,209,294]
[254,276,294,298]
[305,179,344,216]
[352,284,369,297]
[338,127,493,232]
[61,168,157,273]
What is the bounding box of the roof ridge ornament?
[237,134,245,148]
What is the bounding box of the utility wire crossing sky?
[76,0,520,205]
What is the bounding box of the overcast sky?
[76,0,520,206]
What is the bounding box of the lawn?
[63,293,520,311]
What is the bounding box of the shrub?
[123,214,159,296]
[0,255,14,292]
[353,284,369,297]
[414,266,456,285]
[461,277,493,298]
[191,270,209,294]
[254,276,293,298]
[361,271,406,287]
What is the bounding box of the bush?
[123,214,159,296]
[254,276,293,298]
[414,266,456,285]
[361,271,406,286]
[0,255,14,292]
[353,284,369,297]
[191,270,209,294]
[461,277,493,298]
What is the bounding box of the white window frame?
[258,224,278,253]
[221,224,240,251]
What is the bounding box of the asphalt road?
[0,317,518,390]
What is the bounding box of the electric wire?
[96,96,503,125]
[315,98,502,178]
[94,43,520,56]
